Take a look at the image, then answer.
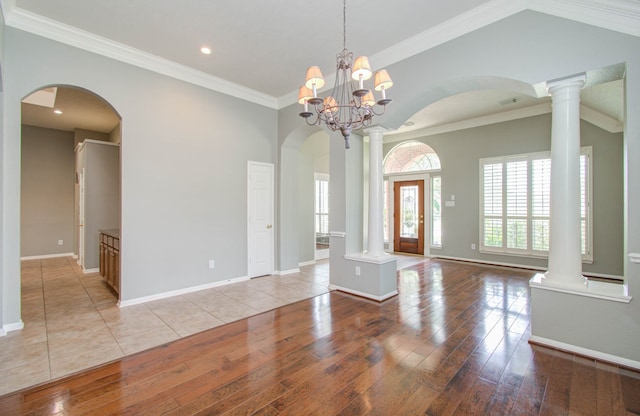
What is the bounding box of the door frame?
[78,168,86,268]
[386,173,432,256]
[247,161,275,278]
[314,172,330,261]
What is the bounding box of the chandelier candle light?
[298,0,394,149]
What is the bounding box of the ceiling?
[5,0,636,135]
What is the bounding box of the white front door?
[248,162,274,278]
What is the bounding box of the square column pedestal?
[529,273,637,369]
[329,235,398,302]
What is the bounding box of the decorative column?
[544,74,586,287]
[365,126,386,258]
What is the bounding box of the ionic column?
[545,74,586,287]
[365,126,386,258]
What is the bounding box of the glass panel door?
[394,180,424,254]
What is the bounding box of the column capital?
[546,73,586,94]
[364,125,390,139]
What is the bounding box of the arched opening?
[383,141,442,255]
[279,127,330,270]
[20,86,122,314]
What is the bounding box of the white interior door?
[78,169,85,268]
[248,162,274,277]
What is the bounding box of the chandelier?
[298,0,394,149]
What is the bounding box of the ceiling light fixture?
[200,46,212,55]
[298,0,393,149]
[53,109,63,115]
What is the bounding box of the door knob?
[266,224,272,229]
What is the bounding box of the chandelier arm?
[364,103,390,117]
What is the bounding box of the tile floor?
[1,254,425,396]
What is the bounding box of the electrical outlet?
[471,243,476,250]
[355,266,361,276]
[208,260,215,269]
[58,240,64,246]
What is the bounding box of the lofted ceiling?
[4,0,637,135]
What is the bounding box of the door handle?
[266,224,272,229]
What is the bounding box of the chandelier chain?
[343,0,347,51]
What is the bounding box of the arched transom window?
[384,141,441,174]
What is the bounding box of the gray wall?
[276,10,640,364]
[2,26,277,314]
[383,114,624,276]
[298,132,330,264]
[298,140,314,264]
[109,124,121,144]
[20,125,74,257]
[0,6,5,331]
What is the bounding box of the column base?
[542,270,588,289]
[530,273,631,303]
[329,284,398,302]
[345,252,396,264]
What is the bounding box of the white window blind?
[315,178,329,235]
[480,148,592,261]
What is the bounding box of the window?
[384,141,441,174]
[479,148,591,260]
[315,176,329,236]
[383,180,389,242]
[431,176,441,246]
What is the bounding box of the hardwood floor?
[1,259,639,415]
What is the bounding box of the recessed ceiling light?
[200,46,212,55]
[53,109,63,115]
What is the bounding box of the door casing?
[393,180,425,254]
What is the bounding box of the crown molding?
[384,100,622,143]
[279,0,640,108]
[385,102,552,143]
[580,104,623,133]
[277,0,527,108]
[371,0,528,71]
[530,0,640,37]
[1,4,278,109]
[3,0,638,110]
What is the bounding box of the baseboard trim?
[83,267,100,274]
[434,255,623,281]
[298,260,315,267]
[20,252,75,260]
[1,320,25,336]
[119,275,250,307]
[276,268,300,276]
[328,284,398,302]
[529,335,640,371]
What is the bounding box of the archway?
[382,141,442,255]
[278,126,329,272]
[20,85,122,303]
